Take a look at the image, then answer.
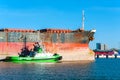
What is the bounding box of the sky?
[0,0,120,49]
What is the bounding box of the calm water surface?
[0,59,120,80]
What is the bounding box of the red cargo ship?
[0,11,96,61]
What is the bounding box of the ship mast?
[81,10,85,30]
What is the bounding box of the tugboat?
[4,42,62,63]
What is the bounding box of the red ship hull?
[0,42,88,54]
[0,28,95,61]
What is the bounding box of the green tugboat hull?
[5,55,62,63]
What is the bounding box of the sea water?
[0,59,120,80]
